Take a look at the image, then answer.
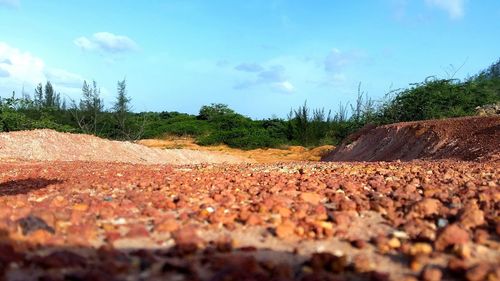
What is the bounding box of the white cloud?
[233,64,294,93]
[425,0,465,19]
[273,81,295,93]
[0,0,19,8]
[0,42,85,97]
[74,32,138,53]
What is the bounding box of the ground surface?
[0,118,499,281]
[0,130,246,164]
[138,137,335,163]
[323,116,500,162]
[1,160,498,281]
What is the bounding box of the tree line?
[0,58,499,149]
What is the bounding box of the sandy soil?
[0,129,247,165]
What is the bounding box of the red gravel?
[322,116,500,162]
[0,159,498,280]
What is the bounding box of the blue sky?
[0,0,499,119]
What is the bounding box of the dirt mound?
[0,129,247,164]
[322,116,500,162]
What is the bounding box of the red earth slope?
[322,116,500,162]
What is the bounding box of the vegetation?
[1,58,499,149]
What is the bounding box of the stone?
[275,222,295,239]
[421,266,442,281]
[408,198,441,219]
[435,224,469,251]
[300,192,322,205]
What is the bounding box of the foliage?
[0,57,498,149]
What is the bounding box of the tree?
[44,81,55,108]
[72,80,103,134]
[197,103,235,121]
[34,83,43,108]
[112,78,133,139]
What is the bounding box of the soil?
[0,129,246,164]
[138,137,335,163]
[0,118,499,281]
[322,116,500,162]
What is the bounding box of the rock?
[473,229,489,244]
[172,226,203,254]
[275,222,295,239]
[351,239,367,249]
[155,218,179,233]
[421,266,442,281]
[245,214,262,226]
[466,263,491,281]
[408,198,441,219]
[459,207,485,230]
[307,252,348,273]
[409,243,433,256]
[17,215,55,235]
[453,244,471,259]
[435,224,469,251]
[300,192,322,205]
[388,237,401,249]
[352,254,374,273]
[410,255,428,272]
[447,257,467,275]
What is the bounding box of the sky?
[0,0,499,119]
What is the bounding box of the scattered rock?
[300,192,322,205]
[435,224,469,251]
[17,215,55,235]
[421,266,442,281]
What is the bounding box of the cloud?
[258,65,286,82]
[0,0,19,8]
[0,42,85,97]
[272,81,295,93]
[74,32,138,53]
[234,64,294,93]
[425,0,465,19]
[0,58,13,65]
[324,48,364,73]
[0,67,9,77]
[235,63,264,73]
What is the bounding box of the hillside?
[322,115,500,162]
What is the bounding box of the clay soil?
[323,116,500,162]
[0,121,499,281]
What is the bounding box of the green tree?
[43,81,55,108]
[34,83,43,108]
[112,78,138,140]
[73,80,103,134]
[197,103,235,121]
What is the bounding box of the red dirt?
[1,160,498,280]
[322,116,500,162]
[0,123,498,281]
